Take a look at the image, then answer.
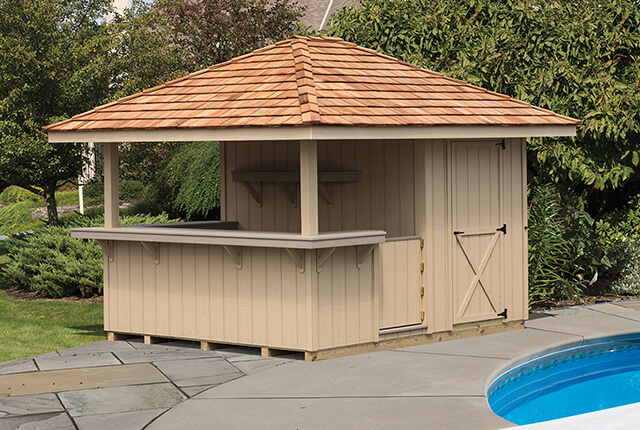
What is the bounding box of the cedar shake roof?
[44,36,581,133]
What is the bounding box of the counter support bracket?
[318,183,334,208]
[316,247,336,272]
[140,242,160,265]
[223,245,242,269]
[276,181,297,207]
[242,182,262,207]
[285,248,305,273]
[96,240,114,262]
[357,244,376,269]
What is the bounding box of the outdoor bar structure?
[45,36,580,360]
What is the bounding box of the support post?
[300,140,319,235]
[104,142,119,228]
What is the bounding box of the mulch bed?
[3,286,103,303]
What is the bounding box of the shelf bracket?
[318,183,334,208]
[357,244,376,269]
[276,181,297,207]
[140,242,159,265]
[316,247,336,272]
[285,248,305,273]
[223,245,242,269]
[96,240,114,263]
[242,181,262,207]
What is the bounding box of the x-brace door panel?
[450,141,505,324]
[454,229,503,322]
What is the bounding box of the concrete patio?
[3,301,640,429]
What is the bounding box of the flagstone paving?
[1,302,640,429]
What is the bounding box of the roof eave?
[47,124,577,143]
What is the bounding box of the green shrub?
[120,179,144,201]
[83,179,104,203]
[1,227,103,297]
[0,186,43,208]
[0,202,44,235]
[604,238,640,295]
[82,178,147,203]
[56,189,79,206]
[1,211,177,297]
[0,185,79,208]
[139,141,220,220]
[528,184,608,306]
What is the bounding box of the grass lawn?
[0,241,106,363]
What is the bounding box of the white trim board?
[48,125,577,143]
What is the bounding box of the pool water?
[488,337,640,425]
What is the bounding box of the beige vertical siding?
[420,140,451,333]
[503,138,528,321]
[223,140,417,237]
[104,242,378,351]
[380,239,422,329]
[314,246,377,350]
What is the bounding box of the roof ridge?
[291,37,321,125]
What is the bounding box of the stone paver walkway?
[0,339,297,429]
[2,301,640,429]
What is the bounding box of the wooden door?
[380,238,423,329]
[451,141,505,324]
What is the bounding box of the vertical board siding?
[503,138,528,321]
[195,245,210,339]
[380,239,422,329]
[115,242,130,332]
[225,140,417,238]
[315,246,377,350]
[182,244,196,339]
[422,140,450,333]
[106,242,326,350]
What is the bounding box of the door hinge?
[453,230,464,235]
[497,308,508,319]
[496,224,507,235]
[421,311,425,321]
[420,262,424,272]
[496,139,506,150]
[420,286,425,297]
[420,238,424,249]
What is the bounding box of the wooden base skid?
[107,321,524,362]
[307,320,525,361]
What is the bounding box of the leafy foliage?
[139,142,221,220]
[108,0,306,98]
[329,0,640,214]
[603,239,640,295]
[0,186,43,208]
[0,212,175,297]
[1,227,103,297]
[527,184,609,305]
[0,0,114,225]
[0,186,79,209]
[0,202,44,235]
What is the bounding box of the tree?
[329,0,640,217]
[104,0,306,220]
[108,0,306,99]
[0,0,114,225]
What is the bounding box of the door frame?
[447,139,506,325]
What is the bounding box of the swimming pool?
[488,336,640,425]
